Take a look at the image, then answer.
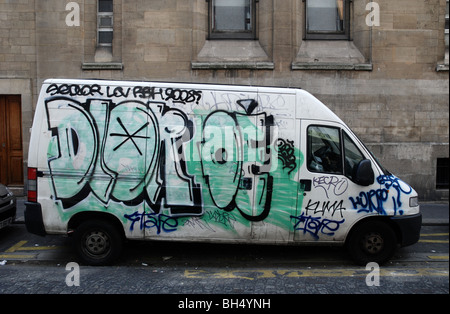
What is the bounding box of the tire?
[73,220,123,266]
[346,220,398,266]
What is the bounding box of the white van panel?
[26,79,421,254]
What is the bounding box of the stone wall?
[0,0,448,200]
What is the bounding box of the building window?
[208,0,256,39]
[98,0,113,47]
[305,0,349,40]
[443,0,449,66]
[436,158,449,189]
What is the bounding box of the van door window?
[307,126,343,174]
[343,131,365,181]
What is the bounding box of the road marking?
[5,240,28,253]
[420,233,449,237]
[419,233,449,243]
[1,241,61,260]
[428,255,449,260]
[184,268,449,280]
[0,254,35,259]
[4,240,60,253]
[420,239,449,243]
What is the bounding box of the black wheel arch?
[344,216,402,265]
[68,211,126,240]
[345,215,402,246]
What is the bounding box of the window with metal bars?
[98,0,113,47]
[436,158,449,190]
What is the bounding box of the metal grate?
[436,158,449,189]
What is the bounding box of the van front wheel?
[346,220,397,266]
[73,220,123,266]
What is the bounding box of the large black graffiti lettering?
[275,139,297,175]
[200,100,276,222]
[45,89,299,227]
[45,96,202,215]
[110,118,150,155]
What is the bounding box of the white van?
[25,79,422,265]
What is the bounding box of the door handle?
[300,179,312,192]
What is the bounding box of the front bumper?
[0,197,16,229]
[390,213,422,247]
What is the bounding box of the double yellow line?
[0,240,60,260]
[185,267,449,280]
[419,233,449,244]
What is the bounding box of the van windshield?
[351,131,392,176]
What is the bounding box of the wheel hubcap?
[84,231,110,257]
[363,232,384,254]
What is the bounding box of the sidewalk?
[13,197,448,226]
[420,202,449,226]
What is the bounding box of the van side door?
[295,120,381,242]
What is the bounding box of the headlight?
[409,196,419,207]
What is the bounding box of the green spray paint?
[45,95,305,237]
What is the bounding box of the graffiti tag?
[313,175,348,198]
[291,213,345,240]
[305,199,346,218]
[124,211,178,234]
[46,83,203,104]
[349,175,412,215]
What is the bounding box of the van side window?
[307,126,343,174]
[343,131,365,181]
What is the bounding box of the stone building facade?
[0,0,448,200]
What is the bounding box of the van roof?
[43,78,297,93]
[42,78,342,123]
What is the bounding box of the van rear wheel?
[73,220,123,266]
[346,220,397,266]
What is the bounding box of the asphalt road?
[0,198,448,299]
[0,222,448,296]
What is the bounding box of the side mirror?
[354,159,375,186]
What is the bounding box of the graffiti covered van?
[25,79,422,265]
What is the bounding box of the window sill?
[436,62,449,72]
[192,40,273,70]
[192,61,274,70]
[292,62,372,71]
[292,40,371,71]
[82,62,123,71]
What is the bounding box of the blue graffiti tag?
[377,175,412,208]
[124,211,178,234]
[349,175,412,215]
[349,189,389,215]
[290,213,345,240]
